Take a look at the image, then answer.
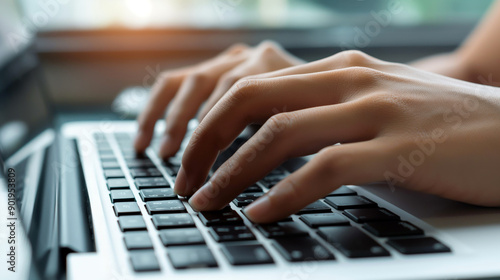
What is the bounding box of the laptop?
[1,2,500,280]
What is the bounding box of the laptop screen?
[0,0,52,161]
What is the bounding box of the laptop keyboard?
[92,131,452,273]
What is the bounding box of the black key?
[232,193,263,207]
[130,168,162,178]
[101,161,121,169]
[164,164,180,177]
[159,228,205,246]
[124,232,153,250]
[318,226,390,258]
[273,236,335,262]
[135,177,169,189]
[118,215,147,231]
[152,213,195,229]
[168,245,218,269]
[140,188,176,201]
[106,178,129,190]
[257,221,309,238]
[344,208,399,223]
[297,201,332,214]
[209,225,255,242]
[104,169,124,179]
[363,221,424,237]
[326,186,356,196]
[300,213,350,228]
[114,202,141,216]
[242,184,263,193]
[163,158,181,176]
[387,237,451,255]
[240,210,293,223]
[130,250,160,272]
[126,159,155,168]
[260,175,285,189]
[324,196,376,210]
[199,209,243,226]
[221,244,274,265]
[110,189,135,202]
[265,167,287,177]
[145,200,185,214]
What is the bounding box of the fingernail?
[174,167,187,195]
[188,181,211,211]
[244,195,271,222]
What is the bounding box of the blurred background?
[6,0,496,112]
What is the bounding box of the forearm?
[409,52,474,82]
[410,1,500,86]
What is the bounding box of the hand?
[134,41,304,158]
[174,50,500,223]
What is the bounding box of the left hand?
[173,50,500,223]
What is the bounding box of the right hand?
[134,41,304,158]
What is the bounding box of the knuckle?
[315,147,350,180]
[345,66,384,85]
[265,113,295,136]
[257,40,280,54]
[154,72,182,92]
[227,78,258,102]
[227,43,249,54]
[185,71,211,85]
[341,50,372,66]
[188,127,204,148]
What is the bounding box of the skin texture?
[136,2,500,223]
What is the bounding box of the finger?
[197,41,304,121]
[244,139,392,223]
[160,51,249,158]
[187,101,381,211]
[175,67,383,195]
[197,71,244,122]
[253,49,386,81]
[135,72,185,153]
[134,44,250,153]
